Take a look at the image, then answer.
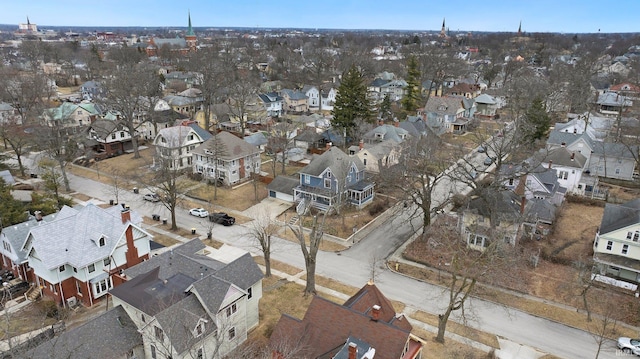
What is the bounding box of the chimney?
[571,153,575,161]
[122,209,141,267]
[348,342,358,359]
[378,118,384,126]
[520,196,526,214]
[548,160,552,169]
[394,120,399,127]
[35,211,43,222]
[359,140,364,151]
[371,304,381,321]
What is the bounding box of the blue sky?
[1,0,638,33]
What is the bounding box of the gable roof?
[423,96,465,115]
[363,124,409,143]
[26,305,142,359]
[343,281,412,332]
[474,93,497,105]
[155,125,202,148]
[193,131,260,160]
[544,147,587,168]
[88,118,128,139]
[27,204,147,270]
[270,295,412,359]
[187,123,213,141]
[300,146,364,178]
[599,199,640,235]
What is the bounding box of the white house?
[192,131,261,185]
[154,125,209,171]
[302,85,320,109]
[111,239,263,359]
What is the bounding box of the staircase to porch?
[25,285,40,301]
[288,215,299,226]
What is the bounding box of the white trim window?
[225,302,237,317]
[93,277,113,298]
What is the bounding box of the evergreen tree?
[331,65,372,145]
[522,97,551,143]
[401,55,422,113]
[0,179,28,226]
[379,93,392,121]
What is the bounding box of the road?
[65,172,623,359]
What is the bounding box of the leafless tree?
[34,122,81,193]
[265,121,299,176]
[288,205,330,296]
[589,296,619,359]
[99,64,162,159]
[227,70,261,138]
[246,210,279,277]
[0,119,34,177]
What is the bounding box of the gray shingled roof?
[192,131,260,161]
[26,305,142,359]
[267,175,299,195]
[27,204,147,270]
[188,123,213,141]
[363,124,409,143]
[156,125,203,148]
[299,147,365,178]
[599,199,640,235]
[155,294,216,355]
[423,96,465,116]
[545,147,587,168]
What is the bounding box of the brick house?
[22,205,151,307]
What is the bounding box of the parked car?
[617,337,640,355]
[483,157,493,166]
[189,208,209,218]
[143,193,160,202]
[477,145,486,153]
[209,212,236,226]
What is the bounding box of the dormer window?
[194,320,206,337]
[99,237,106,247]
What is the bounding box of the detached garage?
[267,176,299,203]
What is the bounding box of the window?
[120,131,125,138]
[197,348,203,359]
[59,265,65,272]
[111,133,116,140]
[635,232,640,242]
[226,303,237,317]
[615,168,621,175]
[467,234,489,248]
[627,232,632,240]
[76,281,82,295]
[195,322,204,337]
[228,327,236,340]
[99,237,105,247]
[88,264,95,273]
[508,178,514,186]
[247,287,253,299]
[606,241,613,251]
[324,178,331,188]
[188,134,194,141]
[73,267,77,273]
[154,326,164,341]
[150,345,157,359]
[363,158,367,166]
[141,314,146,323]
[304,175,310,184]
[94,277,112,297]
[622,244,629,255]
[103,257,111,267]
[558,171,568,180]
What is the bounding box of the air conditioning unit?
[66,296,77,307]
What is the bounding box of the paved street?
[65,172,623,359]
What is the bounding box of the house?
[460,190,524,249]
[293,146,374,211]
[192,131,261,186]
[258,92,283,117]
[368,78,408,102]
[42,101,101,129]
[161,91,203,118]
[502,164,566,206]
[154,124,209,171]
[593,199,640,288]
[244,131,268,152]
[538,147,587,194]
[0,102,17,124]
[110,239,263,359]
[349,139,401,174]
[270,281,423,359]
[294,128,326,153]
[320,87,337,112]
[595,92,632,116]
[25,306,143,359]
[163,71,202,88]
[0,211,58,284]
[446,82,481,98]
[280,89,309,113]
[85,118,133,158]
[474,93,499,119]
[22,205,151,307]
[80,80,104,100]
[362,123,409,144]
[546,125,638,181]
[610,82,640,99]
[302,85,320,110]
[421,96,473,134]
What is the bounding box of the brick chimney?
[359,140,364,151]
[371,304,380,321]
[394,120,399,127]
[348,342,358,359]
[121,209,141,267]
[35,211,43,222]
[571,153,575,161]
[548,160,552,169]
[520,196,526,214]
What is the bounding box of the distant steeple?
[517,21,522,36]
[440,18,446,37]
[186,10,195,36]
[27,16,30,25]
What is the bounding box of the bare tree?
[573,257,597,322]
[288,205,330,296]
[0,119,34,177]
[227,70,261,138]
[265,121,299,176]
[590,296,619,359]
[246,210,279,277]
[34,122,81,193]
[100,64,162,158]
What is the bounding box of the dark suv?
[209,212,236,226]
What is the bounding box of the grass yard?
[185,180,268,212]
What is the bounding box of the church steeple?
[185,11,197,52]
[440,18,446,38]
[517,21,522,36]
[186,11,195,37]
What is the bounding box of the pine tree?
[522,97,551,143]
[331,65,372,145]
[379,93,392,121]
[401,55,422,113]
